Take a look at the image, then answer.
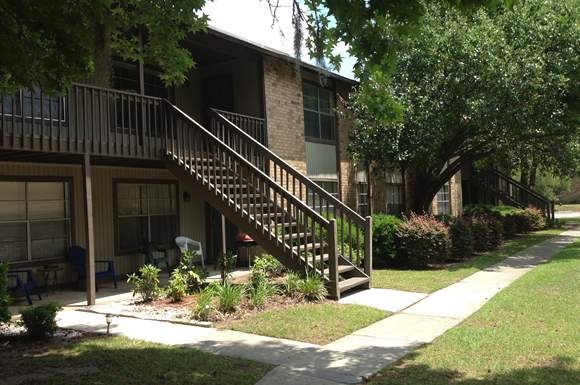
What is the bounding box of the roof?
[206,25,358,86]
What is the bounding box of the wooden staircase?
[163,103,372,298]
[469,169,555,220]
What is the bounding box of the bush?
[464,204,530,237]
[247,281,278,309]
[127,264,161,302]
[394,214,450,268]
[470,214,503,251]
[0,262,11,324]
[448,217,474,260]
[218,251,238,283]
[192,288,215,321]
[214,282,244,313]
[284,271,302,298]
[250,254,284,288]
[20,303,61,339]
[165,270,188,302]
[372,214,402,266]
[522,206,546,231]
[298,274,328,302]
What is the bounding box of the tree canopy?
[346,0,580,212]
[0,0,208,93]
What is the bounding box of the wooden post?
[220,213,227,256]
[328,219,339,300]
[364,216,373,287]
[82,153,96,305]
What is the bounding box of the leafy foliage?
[0,0,209,93]
[247,281,278,309]
[346,1,580,212]
[217,251,238,284]
[249,254,284,288]
[522,207,547,232]
[0,262,11,324]
[127,264,161,302]
[191,287,215,321]
[165,269,189,303]
[214,282,244,313]
[297,274,328,302]
[19,302,61,339]
[372,214,402,265]
[284,271,302,298]
[449,217,474,261]
[394,214,450,268]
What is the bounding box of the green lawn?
[368,239,580,385]
[555,203,580,212]
[372,228,563,293]
[222,303,388,345]
[0,335,271,385]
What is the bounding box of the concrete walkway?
[56,229,580,385]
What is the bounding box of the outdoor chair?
[6,269,42,306]
[142,242,171,273]
[68,246,117,290]
[174,236,205,269]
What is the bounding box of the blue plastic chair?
[68,246,117,290]
[7,269,42,305]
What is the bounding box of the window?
[1,89,66,121]
[385,170,404,215]
[0,180,71,262]
[436,182,451,215]
[308,179,339,213]
[115,181,178,254]
[303,83,336,142]
[356,182,370,217]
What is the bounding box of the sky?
[202,0,356,80]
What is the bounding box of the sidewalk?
[57,229,580,385]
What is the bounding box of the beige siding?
[0,162,206,284]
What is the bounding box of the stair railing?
[475,170,555,220]
[209,108,372,275]
[164,102,341,296]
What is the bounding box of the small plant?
[19,302,61,339]
[522,206,546,231]
[214,282,244,313]
[249,254,283,288]
[165,270,188,302]
[247,281,278,309]
[217,250,238,283]
[192,288,215,321]
[284,271,302,298]
[127,264,161,302]
[0,262,11,324]
[298,273,328,302]
[394,213,450,268]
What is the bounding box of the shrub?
[20,303,61,339]
[165,270,188,302]
[298,274,328,302]
[522,206,546,231]
[0,262,11,324]
[488,215,504,248]
[372,214,402,266]
[394,214,450,268]
[250,254,284,288]
[247,281,278,309]
[448,217,474,260]
[470,214,503,251]
[217,251,238,283]
[127,264,161,302]
[214,282,244,313]
[284,271,302,298]
[192,288,215,321]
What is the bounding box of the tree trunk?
[520,159,530,187]
[405,169,439,214]
[90,21,112,88]
[529,157,539,188]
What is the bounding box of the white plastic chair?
[174,236,205,269]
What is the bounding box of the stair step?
[292,243,322,252]
[324,265,355,275]
[338,277,370,293]
[281,232,311,241]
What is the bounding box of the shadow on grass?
[369,357,580,385]
[0,335,271,385]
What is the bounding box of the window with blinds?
[0,180,71,262]
[303,83,336,142]
[115,182,178,254]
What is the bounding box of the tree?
[346,1,580,212]
[0,0,209,93]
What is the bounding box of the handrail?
[167,103,329,228]
[209,107,371,273]
[211,108,267,145]
[210,108,366,225]
[491,170,551,202]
